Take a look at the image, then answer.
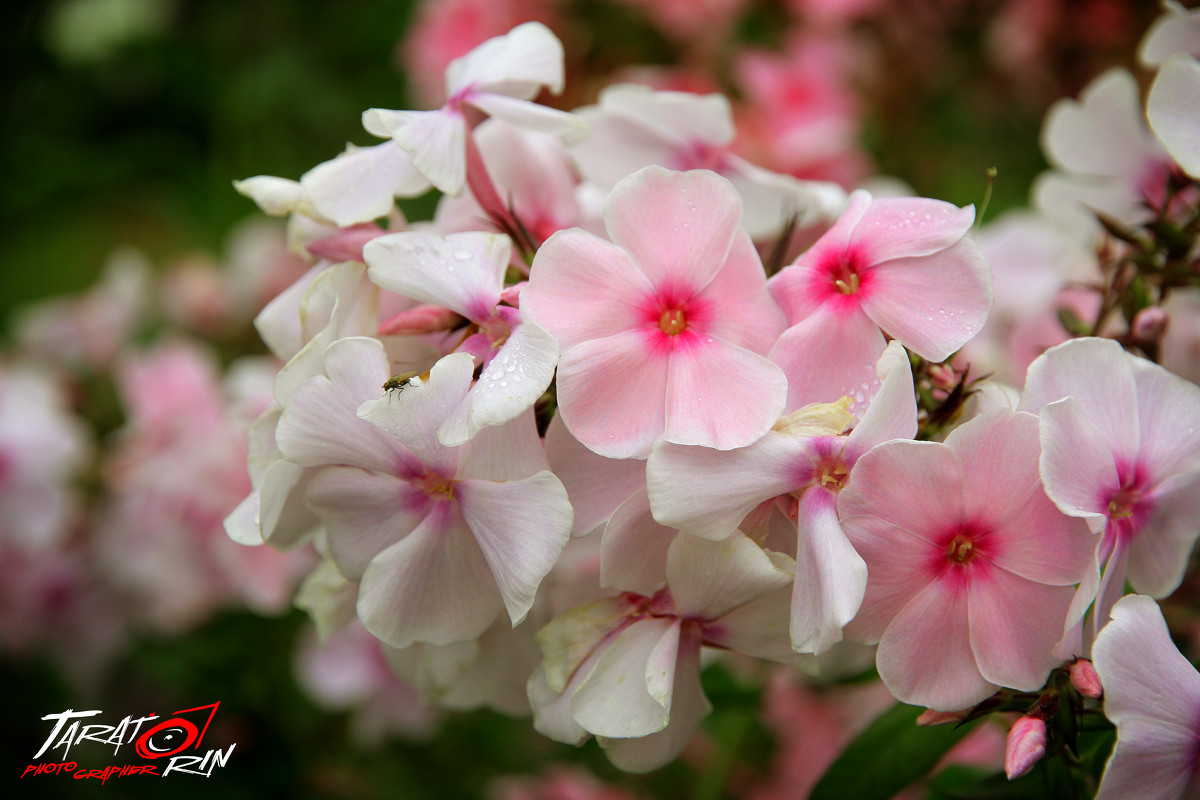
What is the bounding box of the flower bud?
[1131,306,1169,343]
[916,708,968,726]
[377,304,465,336]
[1004,715,1047,780]
[1069,658,1103,699]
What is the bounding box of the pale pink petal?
[604,166,742,290]
[597,84,735,147]
[1128,471,1200,597]
[983,477,1095,587]
[967,563,1076,691]
[438,320,559,446]
[647,432,803,540]
[769,303,886,412]
[1139,4,1200,66]
[841,517,946,643]
[364,230,507,321]
[555,332,670,459]
[600,487,675,595]
[1020,337,1141,467]
[664,339,787,451]
[258,461,319,549]
[600,627,711,773]
[365,108,466,196]
[1130,355,1200,480]
[448,22,565,98]
[703,581,796,663]
[698,231,788,354]
[570,617,679,738]
[570,106,677,191]
[876,578,997,711]
[546,415,647,538]
[843,340,917,461]
[1041,68,1156,177]
[859,237,992,362]
[667,531,793,621]
[849,197,976,265]
[454,407,550,482]
[357,504,502,648]
[790,489,868,654]
[1148,54,1200,178]
[302,142,430,227]
[467,93,590,144]
[1037,396,1120,532]
[276,338,410,475]
[947,410,1043,527]
[838,439,964,545]
[1092,594,1200,729]
[529,663,591,746]
[524,230,655,351]
[1094,717,1199,800]
[307,466,430,580]
[358,352,474,477]
[456,473,573,626]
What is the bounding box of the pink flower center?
[830,256,862,295]
[659,308,688,335]
[945,534,976,565]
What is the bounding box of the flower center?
[831,257,862,295]
[946,534,975,564]
[1108,486,1141,519]
[659,308,687,335]
[417,472,455,501]
[815,456,849,491]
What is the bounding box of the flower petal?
[604,166,742,291]
[1148,54,1200,178]
[790,488,868,654]
[456,472,573,626]
[600,486,675,595]
[849,196,976,265]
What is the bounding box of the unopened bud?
[927,363,958,392]
[1004,716,1047,780]
[307,222,385,263]
[1068,658,1103,699]
[916,708,968,726]
[378,304,465,336]
[1131,306,1169,343]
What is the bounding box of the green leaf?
[810,702,976,800]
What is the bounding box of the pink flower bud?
[307,222,386,263]
[377,303,465,336]
[927,362,958,392]
[1069,658,1103,699]
[1004,716,1047,780]
[1131,306,1169,343]
[916,708,968,726]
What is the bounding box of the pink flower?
[647,340,917,653]
[1091,594,1200,800]
[839,409,1094,711]
[523,166,789,459]
[768,188,992,412]
[1019,337,1200,645]
[529,531,794,772]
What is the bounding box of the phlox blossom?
[523,166,788,459]
[768,188,991,411]
[839,409,1094,711]
[1020,337,1200,645]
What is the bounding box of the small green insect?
[382,371,421,399]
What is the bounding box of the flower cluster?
[224,8,1200,793]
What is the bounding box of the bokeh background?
[0,0,1166,797]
